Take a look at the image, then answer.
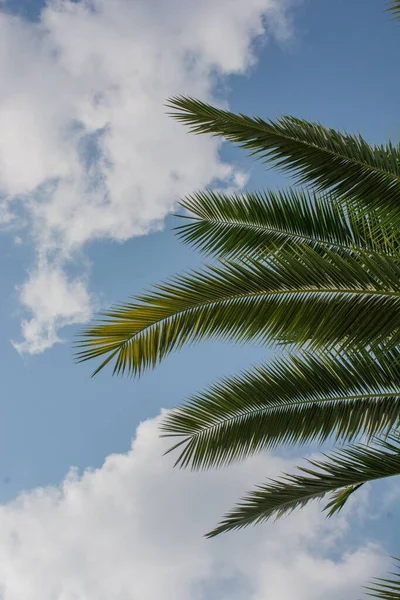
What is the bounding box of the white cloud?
[14,260,92,354]
[0,0,294,353]
[0,414,386,600]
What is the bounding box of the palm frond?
[206,435,400,537]
[161,348,400,469]
[387,1,400,20]
[366,559,400,600]
[324,483,364,517]
[167,96,400,216]
[76,247,400,376]
[177,188,398,259]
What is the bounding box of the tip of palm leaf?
[205,516,247,538]
[164,95,191,113]
[204,524,226,538]
[160,437,189,461]
[75,346,121,377]
[386,1,400,19]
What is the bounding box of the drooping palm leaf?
[76,246,400,376]
[161,348,400,469]
[177,188,398,259]
[325,483,364,516]
[167,96,400,217]
[366,559,400,600]
[206,434,400,537]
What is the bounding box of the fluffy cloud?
[15,261,92,353]
[0,414,386,600]
[0,0,294,354]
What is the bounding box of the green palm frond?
[366,559,400,600]
[387,1,400,19]
[167,96,400,216]
[206,434,400,537]
[177,188,398,259]
[161,348,400,469]
[324,483,364,517]
[76,247,400,376]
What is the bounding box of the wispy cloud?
[0,0,294,354]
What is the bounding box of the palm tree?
[77,1,400,596]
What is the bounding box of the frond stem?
[161,391,400,438]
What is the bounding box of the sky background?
[0,0,399,598]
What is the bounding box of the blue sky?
[0,0,399,598]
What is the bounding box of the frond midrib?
[266,127,400,185]
[179,216,361,253]
[79,285,400,351]
[78,287,400,353]
[208,436,400,535]
[217,452,393,524]
[162,390,400,438]
[168,98,400,185]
